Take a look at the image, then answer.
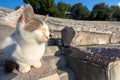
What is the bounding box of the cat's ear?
[43,14,49,21]
[19,4,35,23]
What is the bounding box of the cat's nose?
[45,34,50,40]
[46,36,49,40]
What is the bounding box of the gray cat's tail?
[4,60,18,73]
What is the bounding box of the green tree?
[23,0,57,16]
[56,1,70,18]
[23,0,40,13]
[90,3,111,20]
[14,6,20,10]
[110,5,120,21]
[70,3,90,20]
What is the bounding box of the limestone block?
[56,67,75,80]
[43,55,67,69]
[0,6,23,27]
[73,31,111,45]
[65,47,120,80]
[108,61,120,80]
[110,33,120,44]
[43,56,59,69]
[44,46,59,56]
[1,7,120,34]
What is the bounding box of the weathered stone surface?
[68,58,107,80]
[0,7,12,17]
[73,31,111,45]
[37,15,120,34]
[0,6,23,27]
[56,67,75,80]
[43,56,59,69]
[44,46,59,56]
[0,7,120,34]
[0,7,120,46]
[108,60,120,80]
[65,46,120,80]
[0,7,12,13]
[68,46,120,66]
[61,27,120,46]
[61,27,75,47]
[38,73,59,80]
[37,14,120,41]
[0,24,15,48]
[0,61,59,80]
[110,33,120,44]
[43,55,67,69]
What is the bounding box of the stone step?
[43,55,67,69]
[0,61,60,80]
[0,49,2,53]
[44,46,59,56]
[56,67,75,80]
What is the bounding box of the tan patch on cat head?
[19,4,49,40]
[23,4,35,23]
[19,4,36,26]
[18,4,43,32]
[24,19,43,32]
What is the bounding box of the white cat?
[1,4,50,73]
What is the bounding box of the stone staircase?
[0,24,75,80]
[43,46,75,80]
[0,45,75,80]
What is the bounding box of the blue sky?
[0,0,120,11]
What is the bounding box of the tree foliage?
[70,3,90,20]
[89,3,111,20]
[23,0,120,21]
[23,0,56,16]
[14,6,20,10]
[110,5,120,21]
[56,1,70,18]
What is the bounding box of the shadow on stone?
[48,38,62,46]
[0,24,15,47]
[54,26,76,80]
[64,46,108,80]
[61,26,120,80]
[0,67,17,80]
[60,26,108,80]
[2,43,17,57]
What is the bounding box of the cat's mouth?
[43,32,50,40]
[37,39,48,44]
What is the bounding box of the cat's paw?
[19,64,30,73]
[32,61,42,68]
